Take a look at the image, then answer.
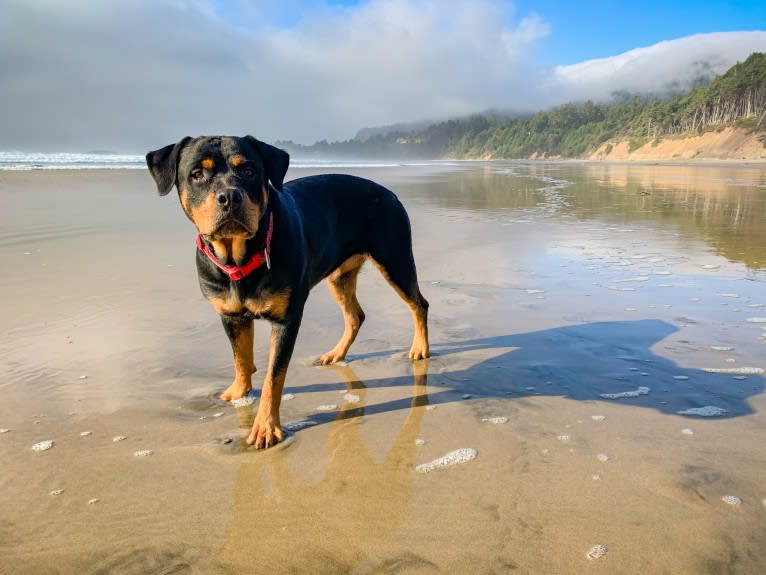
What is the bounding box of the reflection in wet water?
[412,162,766,269]
[216,363,431,574]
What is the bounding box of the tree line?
[280,52,766,160]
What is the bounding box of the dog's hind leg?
[319,255,367,365]
[369,232,429,361]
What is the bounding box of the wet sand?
[1,163,765,574]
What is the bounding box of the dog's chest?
[207,288,291,321]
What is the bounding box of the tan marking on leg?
[331,254,367,277]
[220,320,255,401]
[247,329,287,448]
[245,289,291,322]
[408,304,429,361]
[319,256,367,365]
[208,294,243,315]
[370,258,430,360]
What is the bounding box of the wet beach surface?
[0,162,765,573]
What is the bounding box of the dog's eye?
[242,167,255,177]
[191,169,205,181]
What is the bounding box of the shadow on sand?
[295,318,763,423]
[213,319,763,572]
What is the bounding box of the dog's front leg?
[219,316,255,402]
[247,314,302,448]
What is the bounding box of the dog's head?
[146,135,289,242]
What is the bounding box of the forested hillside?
[282,52,766,160]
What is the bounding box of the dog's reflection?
[214,361,431,574]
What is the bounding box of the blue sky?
[2,0,765,150]
[212,0,766,64]
[516,0,766,64]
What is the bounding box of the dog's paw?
[408,346,430,361]
[220,381,252,402]
[246,416,284,449]
[317,349,347,366]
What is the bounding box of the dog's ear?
[146,137,192,196]
[245,135,290,191]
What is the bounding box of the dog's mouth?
[207,218,254,240]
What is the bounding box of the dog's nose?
[216,188,243,209]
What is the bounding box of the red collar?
[195,213,273,281]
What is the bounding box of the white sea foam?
[722,495,741,505]
[32,440,54,451]
[416,448,477,473]
[133,449,153,457]
[677,406,728,416]
[587,545,608,560]
[600,386,650,399]
[703,367,764,375]
[481,416,508,424]
[283,419,318,432]
[231,395,256,408]
[0,151,145,170]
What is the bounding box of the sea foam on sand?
[416,448,478,473]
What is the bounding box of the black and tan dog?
[146,135,429,448]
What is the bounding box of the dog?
[146,135,429,448]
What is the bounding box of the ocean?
[0,151,416,171]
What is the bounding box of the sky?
[1,0,765,152]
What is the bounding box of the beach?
[1,162,765,574]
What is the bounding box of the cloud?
[0,1,764,152]
[553,31,766,101]
[0,0,550,150]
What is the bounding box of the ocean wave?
[0,151,455,171]
[0,151,146,170]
